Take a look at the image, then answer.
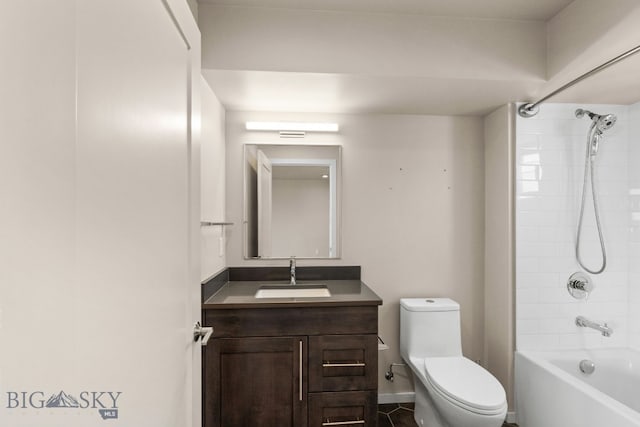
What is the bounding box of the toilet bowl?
[410,355,507,427]
[400,298,507,427]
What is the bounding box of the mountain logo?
[7,389,121,420]
[45,390,80,408]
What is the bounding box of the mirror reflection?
[244,144,341,259]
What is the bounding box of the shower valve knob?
[567,272,594,300]
[569,280,588,291]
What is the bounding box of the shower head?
[575,109,617,132]
[595,114,617,132]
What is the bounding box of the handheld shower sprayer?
[574,108,617,275]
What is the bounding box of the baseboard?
[506,411,516,423]
[377,392,416,404]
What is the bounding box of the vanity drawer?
[308,391,377,427]
[308,335,377,392]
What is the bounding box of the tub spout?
[576,315,613,337]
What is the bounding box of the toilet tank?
[400,298,463,360]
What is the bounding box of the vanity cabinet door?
[204,336,308,427]
[308,335,378,392]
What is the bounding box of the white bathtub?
[515,348,640,427]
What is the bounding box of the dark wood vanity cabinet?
[207,336,307,427]
[203,306,379,427]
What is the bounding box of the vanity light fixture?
[321,174,329,179]
[245,121,339,133]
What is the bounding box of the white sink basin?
[255,285,331,299]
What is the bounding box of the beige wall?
[483,104,516,409]
[225,111,485,396]
[200,78,226,281]
[186,0,198,22]
[543,0,640,101]
[272,178,330,258]
[547,0,640,78]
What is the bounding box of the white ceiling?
[198,0,574,21]
[199,0,640,116]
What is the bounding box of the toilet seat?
[423,357,507,415]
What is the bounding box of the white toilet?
[400,298,507,427]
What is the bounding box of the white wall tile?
[628,101,640,352]
[516,288,539,304]
[516,102,632,351]
[517,318,539,334]
[516,272,559,288]
[517,257,540,273]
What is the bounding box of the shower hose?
[575,122,607,274]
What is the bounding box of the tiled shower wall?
[629,103,640,350]
[515,103,631,351]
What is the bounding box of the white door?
[0,1,201,426]
[257,150,273,258]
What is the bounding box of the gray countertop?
[203,280,382,309]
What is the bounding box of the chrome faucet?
[289,256,296,285]
[576,315,613,337]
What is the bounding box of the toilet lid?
[424,357,506,413]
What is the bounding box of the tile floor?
[377,403,518,427]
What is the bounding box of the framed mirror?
[243,144,342,259]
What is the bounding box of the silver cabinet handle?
[299,340,303,401]
[322,362,365,368]
[193,321,214,346]
[322,420,365,426]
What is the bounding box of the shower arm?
[518,44,640,118]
